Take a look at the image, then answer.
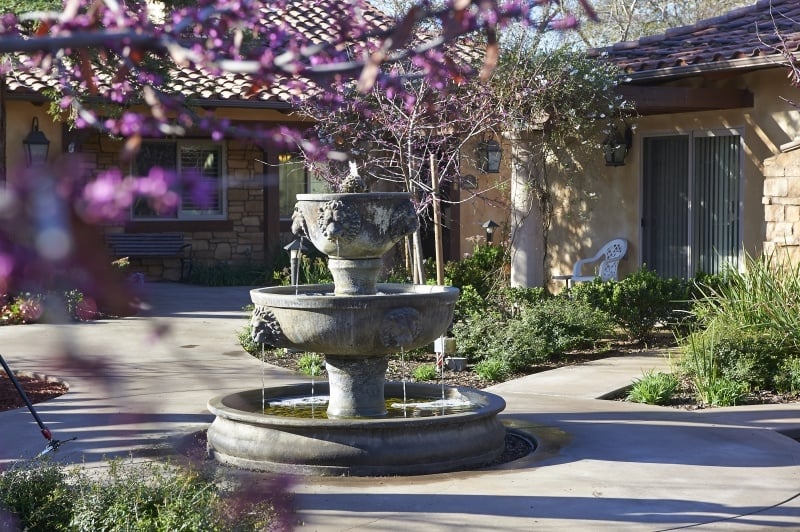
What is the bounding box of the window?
[278,154,329,217]
[641,130,742,277]
[132,140,226,220]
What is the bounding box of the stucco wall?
[4,100,64,180]
[542,67,800,291]
[456,136,512,257]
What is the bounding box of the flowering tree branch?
[0,0,598,302]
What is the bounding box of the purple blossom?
[181,169,216,210]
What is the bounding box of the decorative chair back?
[572,238,628,282]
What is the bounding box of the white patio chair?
[571,238,628,284]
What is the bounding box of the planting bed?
[0,373,67,412]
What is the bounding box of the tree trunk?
[430,153,444,285]
[508,130,546,288]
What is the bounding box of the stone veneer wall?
[80,135,265,281]
[763,149,800,264]
[189,139,265,267]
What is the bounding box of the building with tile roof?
[507,0,800,289]
[2,0,402,281]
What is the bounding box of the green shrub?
[454,284,486,320]
[454,283,545,322]
[473,356,509,382]
[445,243,507,299]
[573,266,690,340]
[455,296,611,373]
[775,357,800,394]
[70,460,221,531]
[492,286,546,316]
[680,330,749,407]
[681,252,800,394]
[0,459,74,531]
[238,325,259,356]
[188,260,271,286]
[452,309,504,363]
[297,353,325,376]
[702,377,748,407]
[626,370,679,405]
[274,255,333,286]
[413,364,439,381]
[710,332,784,391]
[0,458,285,532]
[690,252,800,350]
[492,297,612,372]
[0,293,44,324]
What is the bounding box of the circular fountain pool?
[207,382,507,476]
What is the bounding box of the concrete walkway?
[1,283,799,530]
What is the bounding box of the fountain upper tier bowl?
[251,283,459,355]
[291,192,419,259]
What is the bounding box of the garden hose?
[0,354,76,456]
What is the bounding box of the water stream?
[260,344,266,412]
[400,347,408,416]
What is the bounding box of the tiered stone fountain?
[207,189,507,476]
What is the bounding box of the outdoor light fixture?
[284,237,309,285]
[477,138,502,173]
[482,219,499,244]
[278,152,293,164]
[22,117,50,167]
[602,125,633,167]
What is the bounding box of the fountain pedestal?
[327,258,383,295]
[325,355,388,418]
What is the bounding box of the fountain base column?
[328,258,382,295]
[325,355,388,418]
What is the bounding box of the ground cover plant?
[626,370,680,406]
[243,246,631,387]
[620,253,800,408]
[241,250,800,411]
[0,458,292,531]
[673,253,800,406]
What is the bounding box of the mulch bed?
[0,373,68,412]
[256,333,675,390]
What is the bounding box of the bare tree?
[563,0,753,48]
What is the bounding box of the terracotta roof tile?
[589,0,800,78]
[7,0,391,106]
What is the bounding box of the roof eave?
[620,53,796,83]
[183,98,296,111]
[7,90,298,112]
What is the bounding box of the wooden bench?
[106,232,193,280]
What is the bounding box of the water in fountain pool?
[263,394,476,419]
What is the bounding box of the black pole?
[0,354,52,441]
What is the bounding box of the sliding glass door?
[642,131,742,278]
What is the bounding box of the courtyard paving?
[1,283,799,530]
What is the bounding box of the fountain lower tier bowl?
[250,284,459,355]
[207,382,507,476]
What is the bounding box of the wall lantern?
[22,117,50,167]
[482,219,499,244]
[278,152,293,164]
[602,125,633,167]
[477,138,502,173]
[284,237,309,286]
